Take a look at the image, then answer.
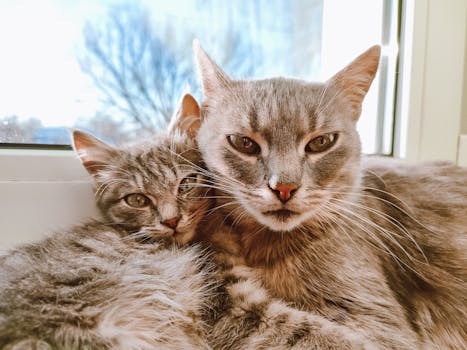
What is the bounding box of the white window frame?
[1,0,467,247]
[394,0,467,163]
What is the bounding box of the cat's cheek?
[308,146,354,186]
[219,149,264,186]
[110,205,150,228]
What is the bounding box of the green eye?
[124,193,150,208]
[305,133,338,153]
[227,135,261,155]
[179,173,198,193]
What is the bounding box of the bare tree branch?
[78,3,257,136]
[79,5,190,133]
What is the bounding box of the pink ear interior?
[328,45,381,120]
[72,130,116,175]
[168,94,201,138]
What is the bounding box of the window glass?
[0,0,397,154]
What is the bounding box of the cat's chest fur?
[206,217,391,320]
[202,202,423,347]
[264,243,357,307]
[246,230,381,315]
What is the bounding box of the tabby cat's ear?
[327,45,381,121]
[193,40,232,96]
[72,130,116,176]
[168,93,201,139]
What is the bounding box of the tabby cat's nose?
[161,216,181,229]
[269,183,298,203]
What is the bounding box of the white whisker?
[329,197,428,262]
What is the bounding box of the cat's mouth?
[263,209,299,221]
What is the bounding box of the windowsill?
[0,149,99,248]
[0,149,89,182]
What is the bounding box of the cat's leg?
[206,266,376,350]
[212,300,376,350]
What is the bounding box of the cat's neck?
[237,217,335,267]
[199,193,335,267]
[200,197,371,311]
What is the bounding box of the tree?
[74,113,133,145]
[0,116,43,143]
[79,4,193,135]
[79,3,258,138]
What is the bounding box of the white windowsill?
[0,150,99,249]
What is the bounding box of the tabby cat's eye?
[227,135,261,155]
[124,193,150,208]
[305,133,338,153]
[179,173,198,193]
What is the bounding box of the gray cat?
[191,42,467,349]
[0,95,373,349]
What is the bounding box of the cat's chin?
[242,202,325,232]
[173,229,196,245]
[243,201,331,232]
[250,209,307,232]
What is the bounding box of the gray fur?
[0,222,213,350]
[194,43,467,349]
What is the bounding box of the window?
[0,0,398,154]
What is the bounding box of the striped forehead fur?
[95,133,200,194]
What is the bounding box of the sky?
[0,1,103,125]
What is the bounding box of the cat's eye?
[227,135,261,155]
[179,173,199,193]
[305,133,338,153]
[124,193,150,208]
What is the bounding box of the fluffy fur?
[193,42,467,349]
[0,222,213,349]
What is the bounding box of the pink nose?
[161,216,181,229]
[271,183,298,203]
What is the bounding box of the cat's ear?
[167,93,201,138]
[72,130,116,176]
[327,45,381,121]
[193,39,232,96]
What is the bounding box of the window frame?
[394,0,467,162]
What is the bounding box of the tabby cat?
[191,42,467,349]
[0,98,213,349]
[0,95,373,349]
